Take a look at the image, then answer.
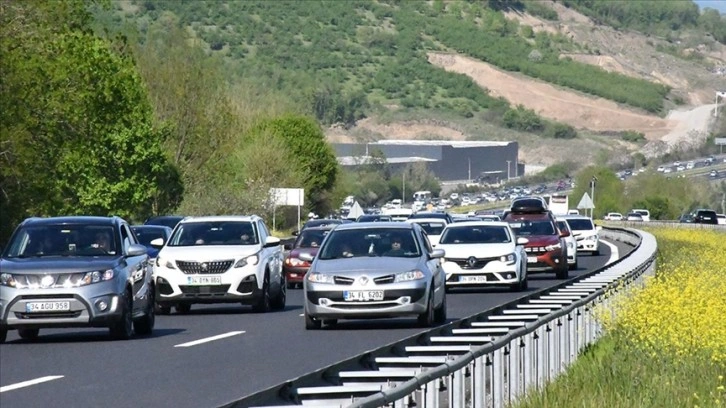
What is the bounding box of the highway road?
[0,240,630,408]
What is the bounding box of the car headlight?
[284,257,308,267]
[234,254,259,268]
[567,241,574,249]
[0,273,17,288]
[545,243,562,251]
[394,270,425,283]
[586,235,598,241]
[156,256,176,269]
[80,269,114,286]
[307,272,334,284]
[499,254,515,264]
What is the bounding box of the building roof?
[372,140,511,148]
[337,156,438,166]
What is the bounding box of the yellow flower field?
[610,227,726,363]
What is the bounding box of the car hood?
[521,235,560,246]
[288,247,319,259]
[313,257,422,276]
[437,243,513,258]
[0,257,122,274]
[159,245,259,261]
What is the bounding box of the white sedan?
[561,215,600,255]
[437,221,529,291]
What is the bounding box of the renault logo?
[359,276,369,286]
[467,257,478,268]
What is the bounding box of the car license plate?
[25,301,70,313]
[343,290,384,301]
[186,276,222,285]
[527,256,538,263]
[459,275,487,283]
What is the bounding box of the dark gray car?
[0,216,155,342]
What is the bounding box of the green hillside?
[100,0,673,128]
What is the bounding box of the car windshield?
[508,220,556,236]
[167,221,258,246]
[132,227,168,247]
[4,224,118,258]
[303,219,342,229]
[318,228,420,259]
[566,218,594,230]
[295,229,329,249]
[413,222,445,236]
[439,225,511,244]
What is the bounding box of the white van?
[630,209,651,222]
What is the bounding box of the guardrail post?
[576,307,584,354]
[451,366,465,408]
[493,347,504,408]
[473,355,486,408]
[523,332,533,394]
[425,379,439,408]
[508,339,520,403]
[535,325,545,389]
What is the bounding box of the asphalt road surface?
[0,240,627,408]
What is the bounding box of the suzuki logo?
[40,275,54,288]
[359,276,369,286]
[467,257,478,268]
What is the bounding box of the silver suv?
[0,216,155,343]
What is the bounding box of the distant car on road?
[691,209,718,225]
[283,225,336,288]
[144,215,185,230]
[0,216,155,342]
[132,225,173,259]
[604,212,623,221]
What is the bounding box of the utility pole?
[468,157,471,182]
[506,160,511,180]
[402,170,406,205]
[590,176,597,218]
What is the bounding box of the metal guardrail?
[225,227,653,408]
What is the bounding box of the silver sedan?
[301,222,447,329]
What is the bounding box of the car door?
[122,224,150,312]
[420,229,445,301]
[257,220,283,289]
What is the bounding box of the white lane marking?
[299,313,304,317]
[601,240,619,265]
[0,376,64,393]
[174,331,245,348]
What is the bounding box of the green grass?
[513,333,725,408]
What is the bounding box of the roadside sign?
[577,192,594,210]
[716,138,726,145]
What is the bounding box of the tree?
[250,115,339,214]
[0,0,181,243]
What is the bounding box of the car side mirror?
[127,243,148,257]
[430,248,445,259]
[150,238,164,248]
[264,236,281,248]
[516,237,529,245]
[559,230,570,238]
[299,252,314,262]
[292,230,300,236]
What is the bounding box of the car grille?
[449,257,498,269]
[13,273,89,289]
[333,276,355,285]
[176,260,233,275]
[15,311,82,319]
[179,285,231,295]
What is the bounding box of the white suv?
[152,215,285,314]
[561,215,601,256]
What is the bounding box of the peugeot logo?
[40,275,54,288]
[467,257,478,268]
[201,263,208,270]
[359,276,369,286]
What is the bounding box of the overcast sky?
[693,0,726,13]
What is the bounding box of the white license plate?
[186,276,222,285]
[527,256,538,263]
[25,301,70,313]
[343,290,384,301]
[459,275,487,283]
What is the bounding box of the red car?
[283,226,335,288]
[503,198,570,279]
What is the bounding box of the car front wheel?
[109,290,134,340]
[305,311,321,330]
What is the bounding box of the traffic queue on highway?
[0,195,606,342]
